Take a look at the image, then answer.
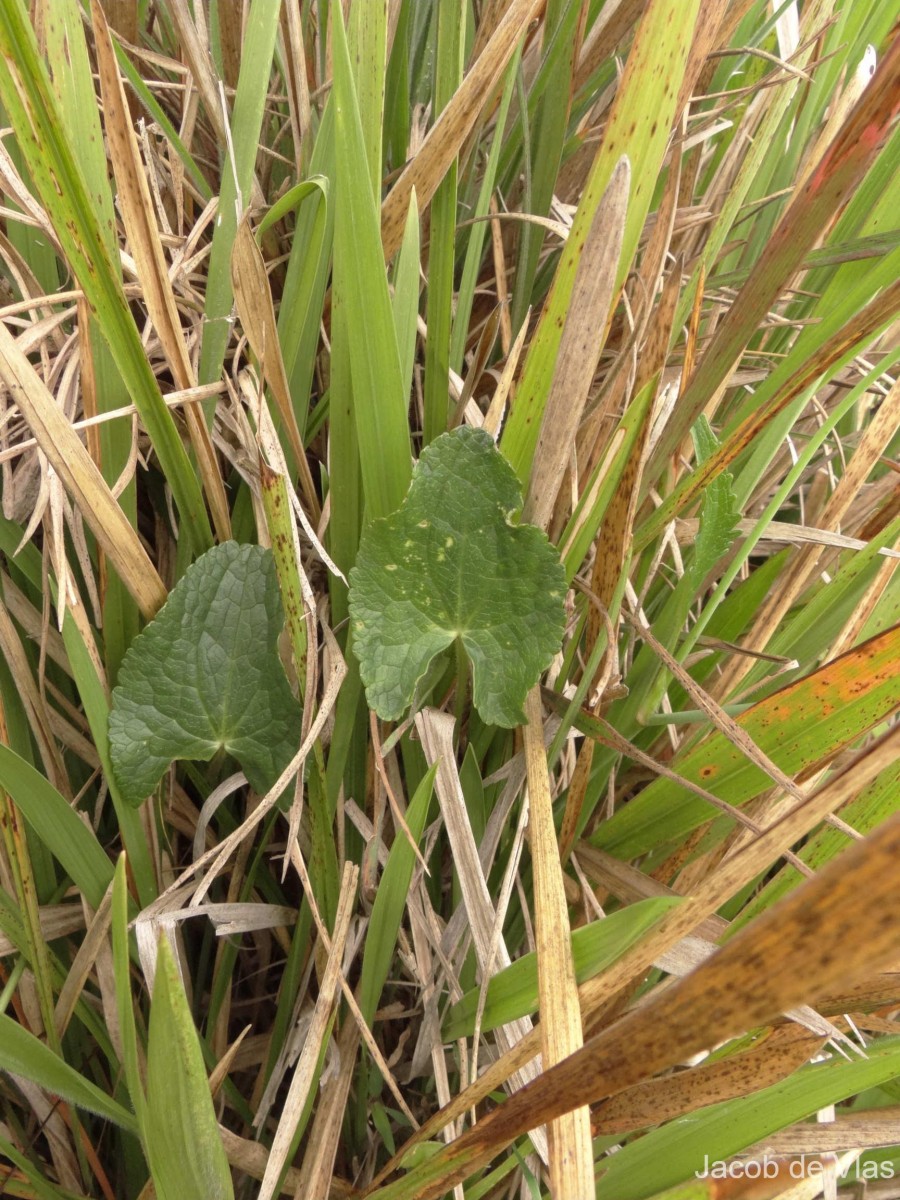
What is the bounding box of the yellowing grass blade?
[0,3,212,555]
[380,0,542,261]
[232,215,321,522]
[90,0,231,543]
[521,686,593,1196]
[368,801,900,1200]
[0,322,166,619]
[523,156,630,532]
[502,0,711,482]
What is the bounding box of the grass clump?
[0,2,898,1198]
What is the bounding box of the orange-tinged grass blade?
[586,365,662,644]
[594,622,900,860]
[0,321,166,619]
[370,725,900,1182]
[712,376,900,701]
[632,140,681,335]
[380,0,542,261]
[582,254,681,651]
[232,216,321,523]
[558,734,594,866]
[592,1024,825,1135]
[649,29,900,471]
[367,797,900,1200]
[90,0,231,545]
[521,686,593,1195]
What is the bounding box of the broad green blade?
[332,0,412,519]
[145,938,234,1200]
[0,1011,136,1131]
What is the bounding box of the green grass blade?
[392,193,422,406]
[358,765,437,1026]
[422,0,464,445]
[597,1037,900,1200]
[0,1011,136,1131]
[508,0,581,331]
[112,39,212,202]
[198,0,282,386]
[34,0,144,680]
[0,1133,80,1200]
[111,856,147,1128]
[347,0,388,193]
[450,44,521,374]
[332,1,412,519]
[501,0,705,483]
[443,897,679,1040]
[652,34,900,467]
[277,120,335,436]
[0,4,212,556]
[145,938,234,1200]
[0,746,114,910]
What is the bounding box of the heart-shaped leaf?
[348,427,566,727]
[109,542,301,805]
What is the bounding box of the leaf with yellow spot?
[348,428,566,726]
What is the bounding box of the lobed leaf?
[348,428,567,727]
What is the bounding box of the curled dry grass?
[0,2,898,1198]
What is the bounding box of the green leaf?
[443,897,680,1041]
[689,416,740,586]
[0,1012,136,1132]
[348,428,567,727]
[145,938,234,1200]
[109,543,301,805]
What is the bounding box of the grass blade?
[145,938,234,1200]
[0,1011,135,1132]
[0,4,213,555]
[332,1,411,519]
